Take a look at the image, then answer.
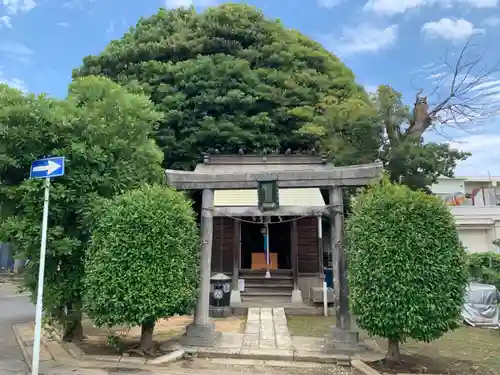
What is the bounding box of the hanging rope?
[211,204,343,224]
[219,217,224,272]
[216,214,313,224]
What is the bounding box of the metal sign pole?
[31,177,51,375]
[28,156,64,375]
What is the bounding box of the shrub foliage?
[83,184,200,351]
[346,179,468,361]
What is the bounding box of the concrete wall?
[450,206,500,253]
[431,178,466,195]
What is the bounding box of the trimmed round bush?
[346,178,468,361]
[83,184,199,351]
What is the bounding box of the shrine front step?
[243,284,294,293]
[239,269,293,277]
[239,269,294,302]
[241,276,294,286]
[240,293,292,304]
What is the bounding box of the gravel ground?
[155,357,359,375]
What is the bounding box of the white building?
[431,176,500,253]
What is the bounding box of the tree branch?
[406,36,500,140]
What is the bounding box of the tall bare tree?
[373,37,498,190]
[409,36,500,140]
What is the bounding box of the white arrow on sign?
[32,160,61,175]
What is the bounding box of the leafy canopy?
[83,184,200,328]
[73,4,381,169]
[0,77,163,336]
[346,178,468,343]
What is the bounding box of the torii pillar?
[329,186,359,349]
[182,188,220,346]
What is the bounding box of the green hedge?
[467,252,500,290]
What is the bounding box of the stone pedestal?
[181,323,221,347]
[230,290,241,305]
[291,289,303,304]
[325,327,364,352]
[209,305,231,318]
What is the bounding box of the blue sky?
[1,0,499,176]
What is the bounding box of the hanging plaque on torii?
[258,179,279,211]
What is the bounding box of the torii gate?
[165,155,382,347]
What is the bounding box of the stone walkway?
[11,308,384,374]
[243,308,293,351]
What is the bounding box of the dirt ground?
[287,315,500,375]
[159,357,359,375]
[76,315,246,357]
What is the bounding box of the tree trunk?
[64,318,84,342]
[62,302,84,342]
[140,320,155,352]
[386,339,401,363]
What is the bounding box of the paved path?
[0,282,35,375]
[243,308,293,350]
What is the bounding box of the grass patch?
[287,315,500,375]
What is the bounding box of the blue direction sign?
[30,157,65,179]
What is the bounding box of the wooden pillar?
[329,186,351,330]
[291,219,299,290]
[230,219,241,305]
[290,218,302,303]
[183,188,220,346]
[232,219,241,289]
[318,216,324,273]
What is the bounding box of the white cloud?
[318,0,343,7]
[364,0,498,16]
[322,24,399,56]
[364,0,426,15]
[421,18,484,42]
[56,21,69,27]
[106,20,114,35]
[0,41,33,55]
[164,0,216,8]
[482,17,500,27]
[365,85,379,94]
[0,41,34,64]
[426,72,446,80]
[0,15,11,28]
[1,0,36,14]
[0,69,25,91]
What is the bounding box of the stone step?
[239,269,293,277]
[241,290,292,296]
[242,276,293,285]
[241,295,291,305]
[243,285,294,294]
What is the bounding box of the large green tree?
[346,178,468,362]
[373,85,469,191]
[0,76,163,340]
[73,4,382,170]
[84,184,199,352]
